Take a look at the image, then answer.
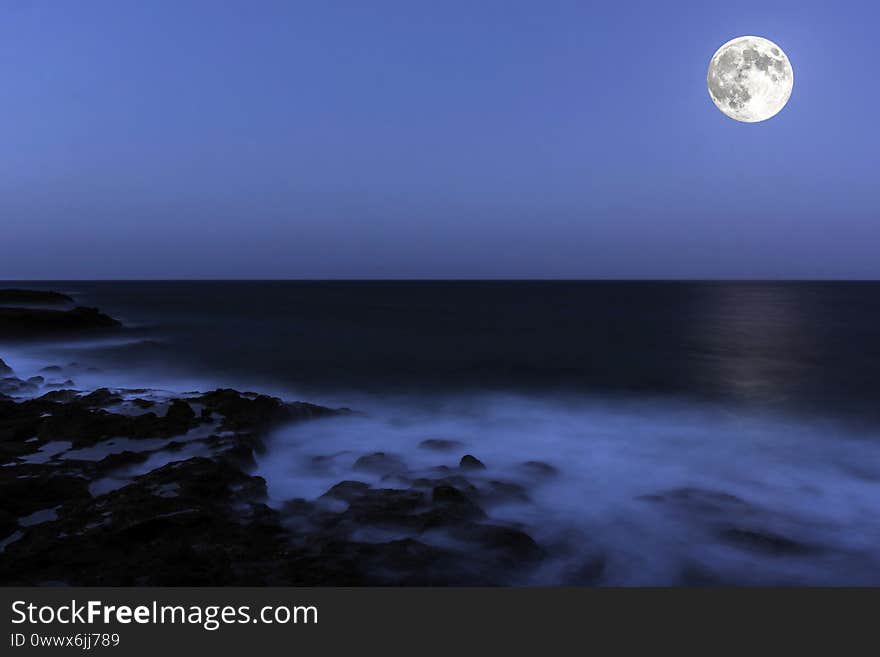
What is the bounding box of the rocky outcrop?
[0,306,121,336]
[0,376,547,585]
[0,289,74,304]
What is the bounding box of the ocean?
[3,280,880,584]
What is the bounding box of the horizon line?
[2,278,880,283]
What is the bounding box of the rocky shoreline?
[0,291,553,585]
[0,375,550,585]
[3,289,832,586]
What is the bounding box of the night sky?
[1,1,877,279]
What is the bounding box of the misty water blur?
[2,281,880,583]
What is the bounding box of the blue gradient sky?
[1,1,877,279]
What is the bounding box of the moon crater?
[707,36,793,123]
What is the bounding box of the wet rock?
[420,485,486,527]
[452,524,543,564]
[196,389,337,432]
[419,438,463,451]
[0,457,284,585]
[0,472,90,519]
[431,484,472,505]
[321,481,371,503]
[165,400,196,429]
[218,443,257,469]
[36,390,79,404]
[459,454,486,471]
[0,374,549,586]
[353,452,406,475]
[79,388,122,407]
[0,289,74,304]
[36,399,202,447]
[0,377,40,396]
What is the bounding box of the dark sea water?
[3,280,880,584]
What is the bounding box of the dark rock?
[0,289,74,304]
[431,484,472,505]
[459,454,486,471]
[0,457,281,585]
[36,399,200,447]
[218,443,257,469]
[96,450,150,471]
[412,474,477,495]
[0,306,122,336]
[195,389,338,432]
[0,377,39,396]
[419,438,463,451]
[40,366,64,373]
[0,509,17,540]
[79,388,122,407]
[419,486,486,527]
[453,524,543,564]
[0,472,90,519]
[165,400,196,427]
[343,488,425,527]
[36,390,79,404]
[0,358,12,375]
[353,452,405,475]
[0,383,360,585]
[321,480,371,502]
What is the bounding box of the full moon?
[707,36,793,123]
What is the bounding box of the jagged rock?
[0,378,545,586]
[79,388,122,407]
